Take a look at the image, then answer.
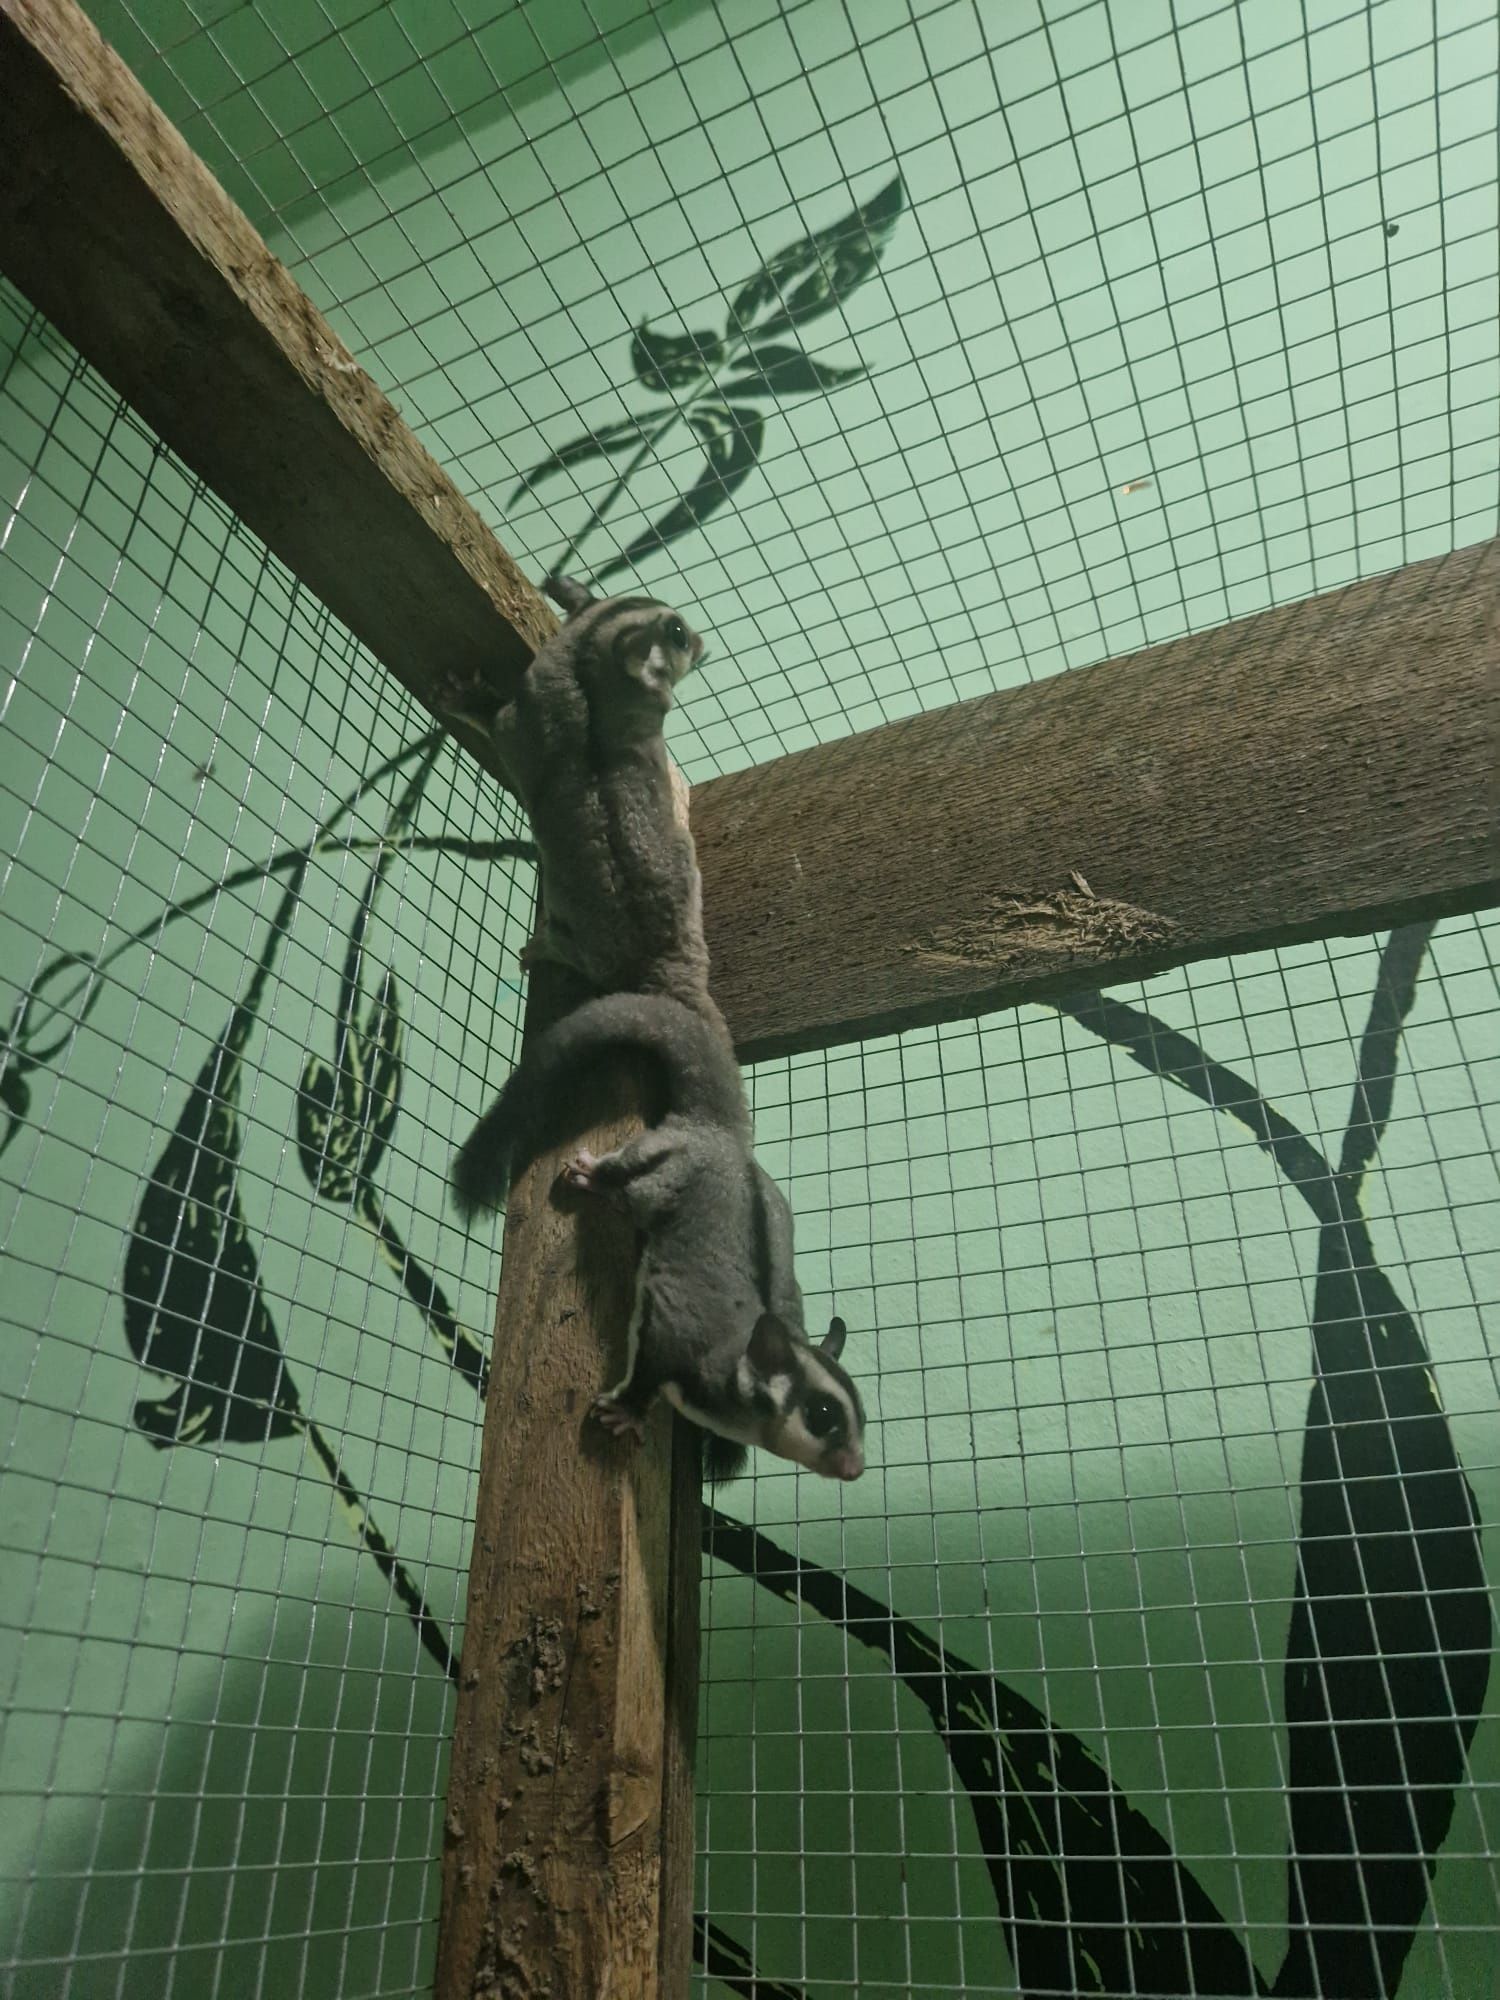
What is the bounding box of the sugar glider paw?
[559,1150,603,1193]
[517,933,559,971]
[435,669,499,731]
[591,1394,646,1443]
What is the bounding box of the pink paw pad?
[591,1395,645,1443]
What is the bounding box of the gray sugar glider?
[443,576,716,1017]
[452,990,865,1485]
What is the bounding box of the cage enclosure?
[0,1,1496,1997]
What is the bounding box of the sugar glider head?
[742,1312,866,1482]
[543,574,704,710]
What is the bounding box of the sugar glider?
[452,990,865,1484]
[443,576,716,1017]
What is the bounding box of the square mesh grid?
[3,0,1499,1993]
[716,918,1499,1997]
[87,0,1500,781]
[1,286,535,1997]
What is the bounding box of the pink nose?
[830,1451,864,1482]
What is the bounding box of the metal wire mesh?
[0,284,537,1997]
[85,0,1500,784]
[719,918,1499,1997]
[3,0,1498,1994]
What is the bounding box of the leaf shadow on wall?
[705,923,1490,2000]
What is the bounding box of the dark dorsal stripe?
[747,1163,774,1309]
[591,596,658,620]
[587,598,663,664]
[573,598,666,786]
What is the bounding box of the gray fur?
[443,579,714,1014]
[451,991,865,1482]
[445,579,863,1480]
[451,989,748,1215]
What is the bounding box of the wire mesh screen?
[85,0,1500,782]
[0,285,536,1997]
[3,0,1498,1994]
[720,921,1499,1997]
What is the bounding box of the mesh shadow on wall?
[485,170,1490,1993]
[0,176,1486,1992]
[510,172,904,590]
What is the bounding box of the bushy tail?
[451,992,746,1218]
[450,1089,525,1220]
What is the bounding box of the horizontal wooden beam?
[0,0,552,770]
[695,538,1500,1063]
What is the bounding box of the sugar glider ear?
[544,574,595,618]
[821,1315,849,1359]
[747,1312,797,1374]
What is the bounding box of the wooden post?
[436,982,701,2000]
[0,10,704,1985]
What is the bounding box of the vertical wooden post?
[436,972,702,1999]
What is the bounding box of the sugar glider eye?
[663,616,688,651]
[804,1394,844,1440]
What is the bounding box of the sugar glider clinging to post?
[452,990,865,1485]
[449,576,865,1481]
[443,575,717,1017]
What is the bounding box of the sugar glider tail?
[450,1087,523,1220]
[702,1433,750,1486]
[450,991,746,1218]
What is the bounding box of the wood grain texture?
[694,538,1500,1062]
[0,0,553,764]
[436,989,701,1999]
[656,1408,702,1997]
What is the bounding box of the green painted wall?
[2,0,1497,1994]
[0,295,525,1996]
